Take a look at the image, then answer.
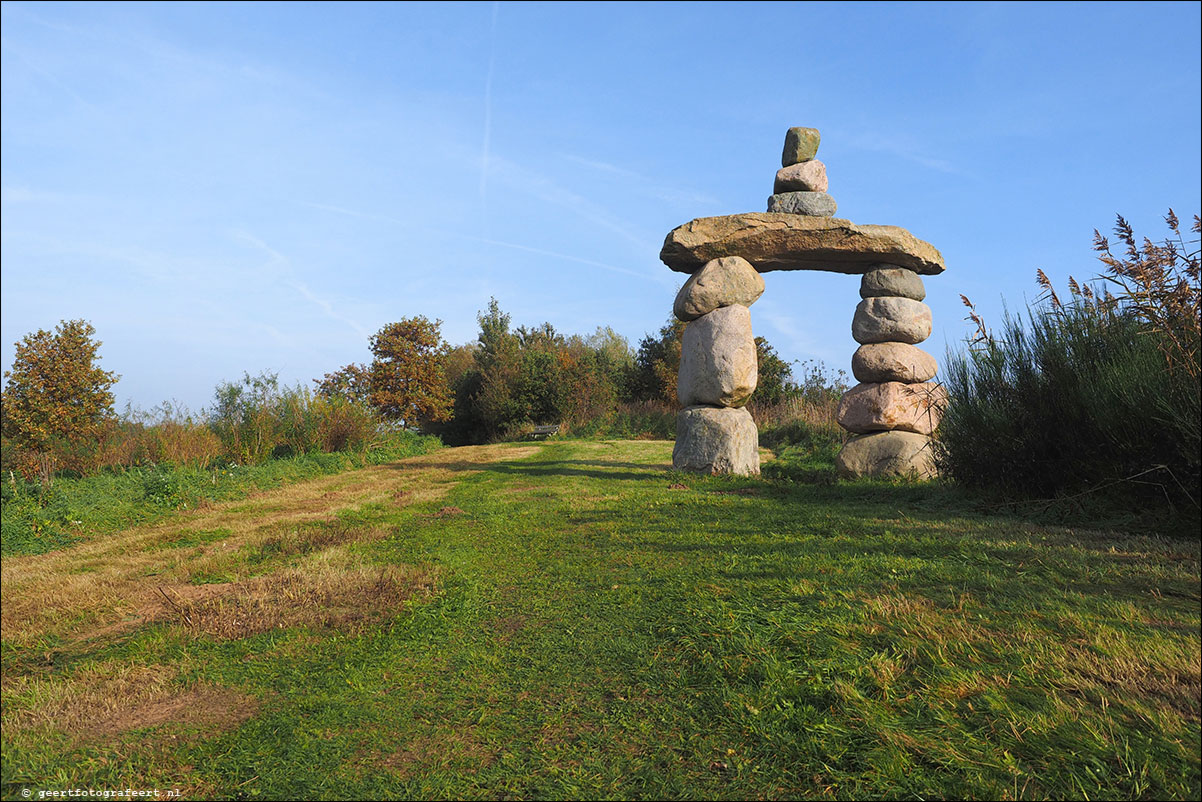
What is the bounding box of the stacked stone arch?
[660,127,947,479]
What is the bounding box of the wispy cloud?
[291,198,670,287]
[844,133,975,178]
[487,153,662,256]
[233,231,370,339]
[1,185,78,204]
[560,153,720,207]
[4,3,313,106]
[0,34,96,109]
[0,232,204,283]
[473,236,662,283]
[560,154,642,179]
[756,304,845,367]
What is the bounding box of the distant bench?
[526,424,560,440]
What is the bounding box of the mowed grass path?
[2,441,1198,800]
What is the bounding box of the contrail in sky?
[293,200,667,286]
[234,230,369,340]
[479,1,500,206]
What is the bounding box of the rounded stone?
[852,297,932,345]
[860,267,926,301]
[835,431,936,479]
[836,381,948,435]
[673,405,760,476]
[851,342,938,383]
[773,160,828,194]
[766,191,837,217]
[678,305,758,407]
[673,256,765,322]
[782,127,821,167]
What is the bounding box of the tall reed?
[937,212,1200,510]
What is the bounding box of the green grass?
[0,431,442,557]
[2,440,1198,800]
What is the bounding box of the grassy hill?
[2,441,1198,799]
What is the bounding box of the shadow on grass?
[569,496,1202,608]
[385,459,671,483]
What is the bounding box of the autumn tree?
[630,317,685,404]
[369,317,452,428]
[2,319,119,481]
[314,362,372,404]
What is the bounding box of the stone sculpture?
[660,126,946,478]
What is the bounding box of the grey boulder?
[673,256,765,322]
[766,191,837,217]
[660,214,946,276]
[678,305,758,407]
[835,431,936,479]
[781,127,821,167]
[851,342,938,383]
[673,405,760,476]
[852,297,933,345]
[837,381,948,435]
[860,266,926,301]
[773,161,829,193]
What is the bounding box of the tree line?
[1,299,816,482]
[314,298,802,444]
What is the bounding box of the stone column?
[835,267,946,478]
[657,124,948,480]
[671,257,763,475]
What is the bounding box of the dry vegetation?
[2,446,527,648]
[1,445,537,761]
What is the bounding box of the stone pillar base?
[673,406,760,476]
[835,431,936,479]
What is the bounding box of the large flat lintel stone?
[660,213,946,276]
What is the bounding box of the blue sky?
[3,1,1200,412]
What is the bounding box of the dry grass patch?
[861,592,991,648]
[2,661,258,744]
[370,729,498,780]
[426,506,466,519]
[177,519,393,585]
[157,562,437,639]
[488,613,529,643]
[1,443,536,648]
[1055,629,1202,719]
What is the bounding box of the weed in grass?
[149,527,233,551]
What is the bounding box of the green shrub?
[210,372,380,463]
[363,429,443,462]
[141,468,183,506]
[937,212,1199,513]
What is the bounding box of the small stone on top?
[782,127,820,167]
